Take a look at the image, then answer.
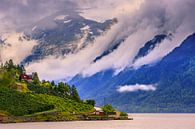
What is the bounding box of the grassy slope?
[0,87,54,116]
[0,87,94,118]
[0,67,94,119]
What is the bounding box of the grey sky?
[0,0,78,33]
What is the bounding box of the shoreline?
[0,115,132,124]
[1,118,133,124]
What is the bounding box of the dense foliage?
[120,112,128,117]
[84,100,96,107]
[102,104,115,113]
[0,88,54,116]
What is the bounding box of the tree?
[70,85,80,102]
[57,82,70,97]
[102,104,115,114]
[32,72,40,85]
[4,59,15,70]
[42,81,52,89]
[50,81,56,90]
[51,81,55,87]
[8,59,14,69]
[85,100,95,107]
[120,112,128,117]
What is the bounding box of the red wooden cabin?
[20,74,33,81]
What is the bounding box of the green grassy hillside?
[0,60,94,122]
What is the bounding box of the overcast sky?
[0,0,79,33]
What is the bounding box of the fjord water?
[1,114,195,129]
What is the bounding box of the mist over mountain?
[70,33,195,112]
[0,0,195,112]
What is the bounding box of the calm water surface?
[1,114,195,129]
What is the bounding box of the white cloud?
[0,32,38,64]
[82,25,158,77]
[132,0,195,68]
[132,31,192,68]
[117,84,156,93]
[78,0,144,22]
[25,23,122,80]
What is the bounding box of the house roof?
[94,107,103,111]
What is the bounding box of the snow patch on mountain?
[63,20,71,24]
[32,26,37,31]
[81,25,90,31]
[54,15,68,21]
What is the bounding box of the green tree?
[42,81,53,89]
[4,59,15,70]
[8,59,14,69]
[51,81,56,87]
[102,104,115,114]
[120,112,128,117]
[50,81,56,90]
[85,100,95,107]
[32,72,40,85]
[70,85,80,102]
[57,82,70,97]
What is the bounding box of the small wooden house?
[93,107,105,116]
[20,74,33,82]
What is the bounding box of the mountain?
[133,34,168,61]
[70,33,195,113]
[93,38,125,63]
[22,11,117,63]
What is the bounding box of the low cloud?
[0,33,38,64]
[132,0,195,68]
[81,0,195,76]
[117,84,156,93]
[25,23,122,80]
[82,25,157,77]
[78,0,144,22]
